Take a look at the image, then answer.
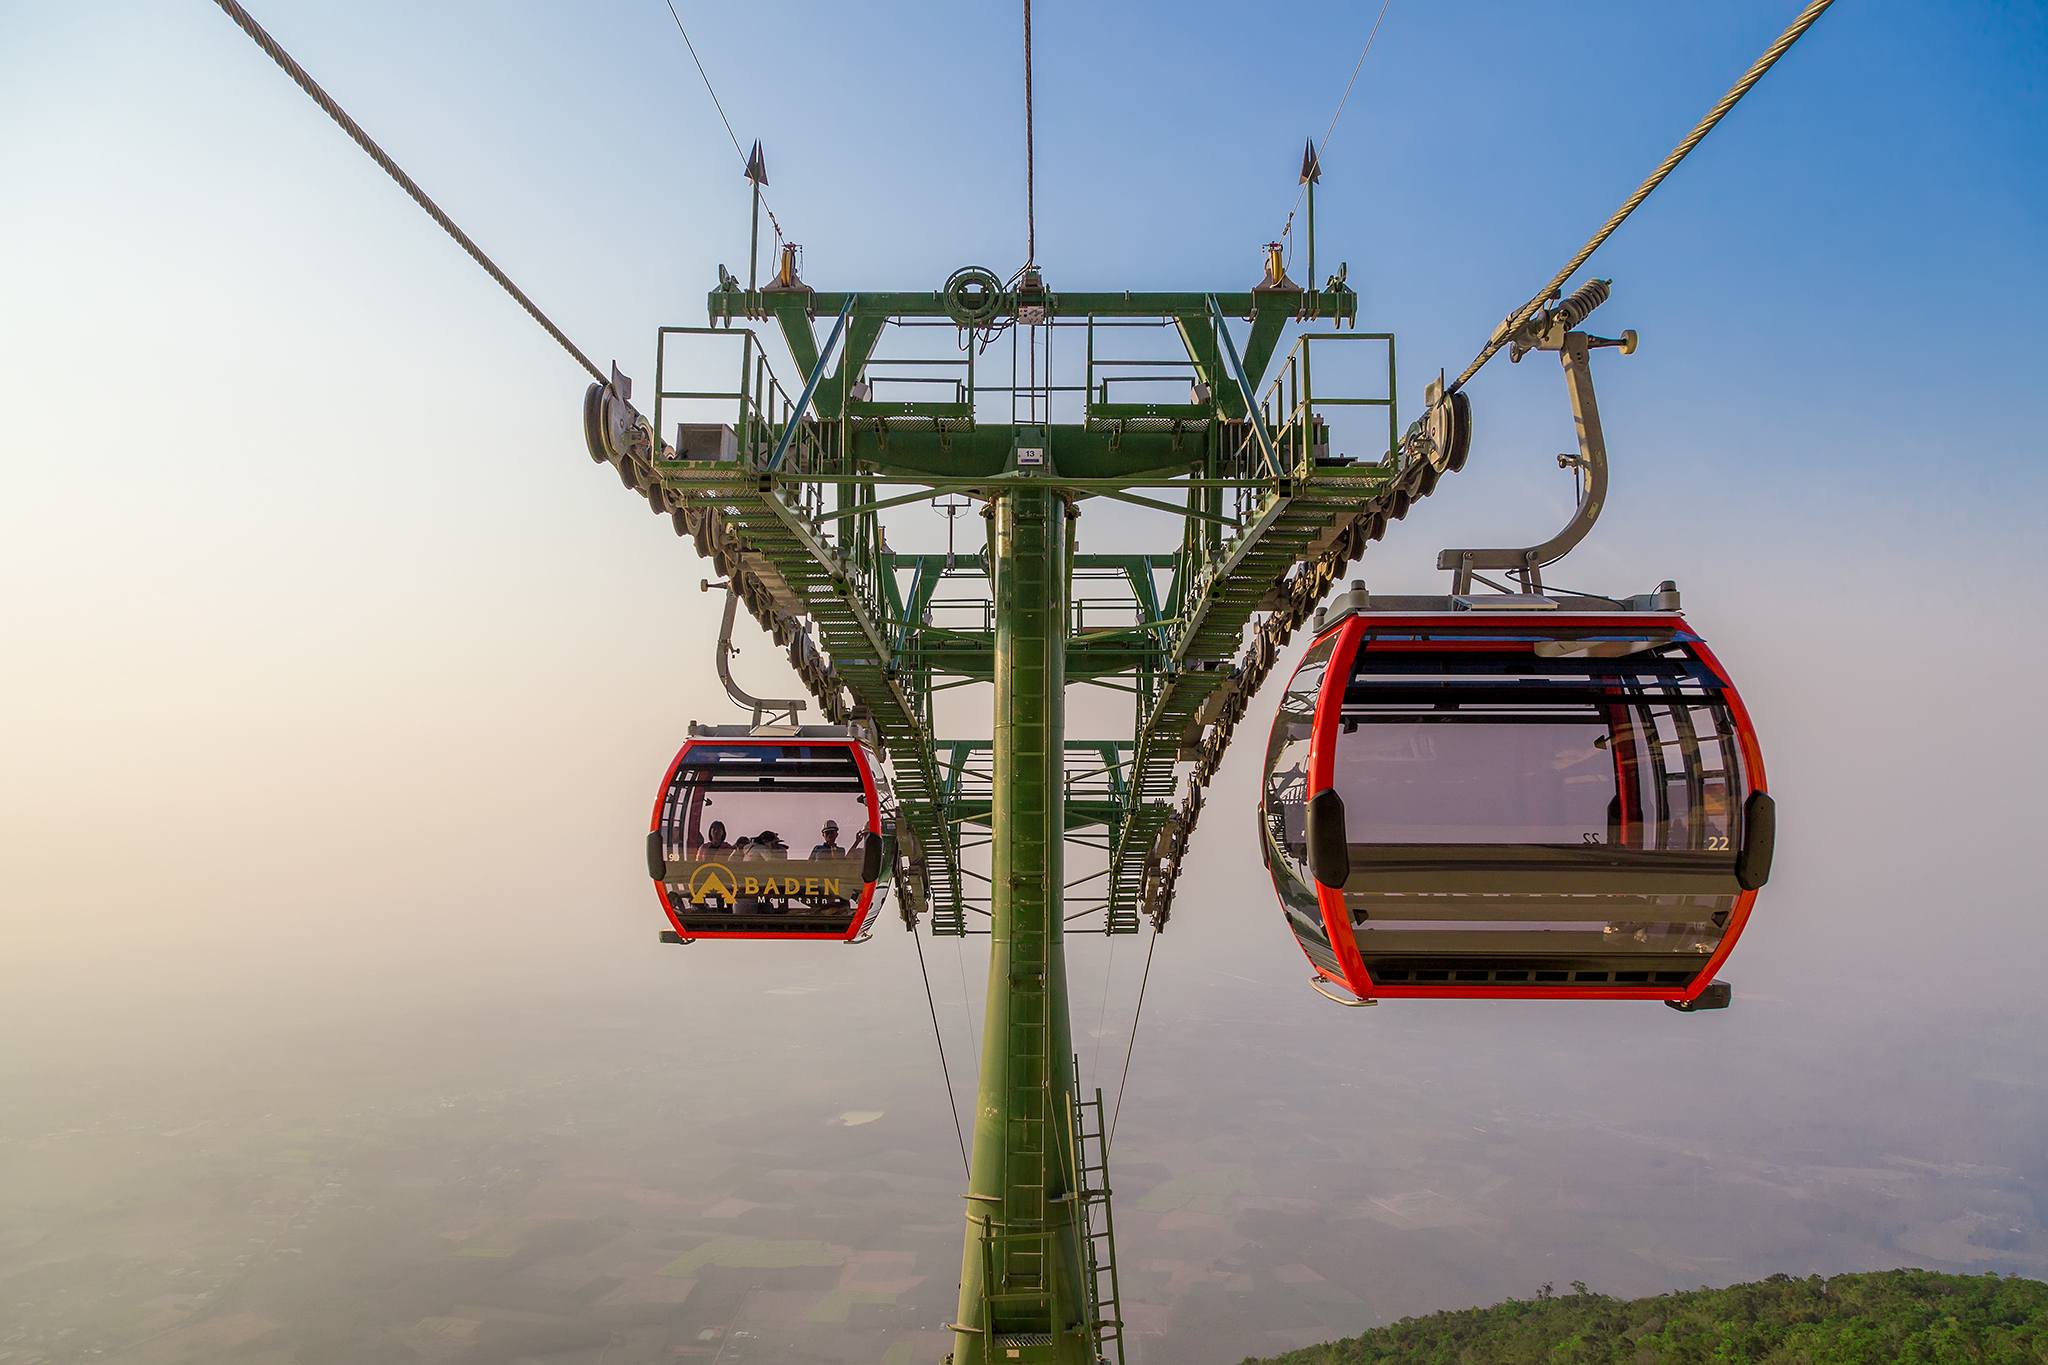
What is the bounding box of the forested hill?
[1248,1269,2048,1364]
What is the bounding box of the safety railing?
[1203,331,1398,529]
[655,324,843,502]
[1260,331,1399,476]
[653,325,766,460]
[854,351,974,411]
[1084,317,1206,409]
[925,596,995,632]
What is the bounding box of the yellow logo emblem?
[687,864,740,901]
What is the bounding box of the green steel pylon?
[953,486,1088,1364]
[634,271,1415,1365]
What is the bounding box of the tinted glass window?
[1263,637,1337,877]
[659,744,873,914]
[1261,636,1339,961]
[1337,720,1613,844]
[1333,642,1746,851]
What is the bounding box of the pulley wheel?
[943,266,1004,328]
[582,383,610,463]
[1424,389,1472,473]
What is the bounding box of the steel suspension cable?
[1317,0,1392,170]
[1022,0,1036,265]
[954,937,979,1069]
[1449,0,1837,394]
[1277,0,1392,249]
[657,0,784,243]
[209,0,606,384]
[663,0,743,160]
[1088,934,1117,1094]
[913,928,972,1177]
[1106,924,1159,1151]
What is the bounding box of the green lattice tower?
[647,278,1405,1365]
[954,485,1088,1364]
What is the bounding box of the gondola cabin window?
[1260,635,1340,973]
[653,739,882,939]
[1333,643,1747,856]
[1334,719,1618,846]
[1259,610,1769,1001]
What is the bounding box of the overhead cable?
[1317,0,1393,167]
[1088,934,1117,1093]
[1278,0,1393,251]
[209,0,607,384]
[1107,925,1158,1151]
[657,1,784,242]
[1023,0,1036,265]
[663,0,743,160]
[913,928,972,1177]
[1449,0,1837,393]
[954,938,979,1067]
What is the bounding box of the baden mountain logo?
[684,862,845,902]
[688,864,740,901]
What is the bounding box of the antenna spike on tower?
[1300,137,1321,185]
[745,140,768,187]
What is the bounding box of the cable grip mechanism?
[1439,282,1639,595]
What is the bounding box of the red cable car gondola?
[1259,584,1772,1009]
[646,724,892,943]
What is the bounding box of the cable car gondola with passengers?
[647,724,893,943]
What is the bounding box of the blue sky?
[2,1,2045,1036]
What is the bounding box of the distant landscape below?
[1248,1269,2048,1364]
[6,931,2046,1365]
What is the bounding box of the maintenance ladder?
[1072,1088,1125,1365]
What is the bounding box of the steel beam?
[717,288,1358,326]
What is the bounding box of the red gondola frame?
[1291,611,1768,1004]
[650,735,887,943]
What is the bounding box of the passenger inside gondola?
[655,741,877,931]
[809,821,855,907]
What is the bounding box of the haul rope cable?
[1450,0,1837,393]
[913,927,972,1177]
[211,0,965,1171]
[208,0,607,385]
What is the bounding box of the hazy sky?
[4,0,2046,1088]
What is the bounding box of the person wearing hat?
[809,819,851,910]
